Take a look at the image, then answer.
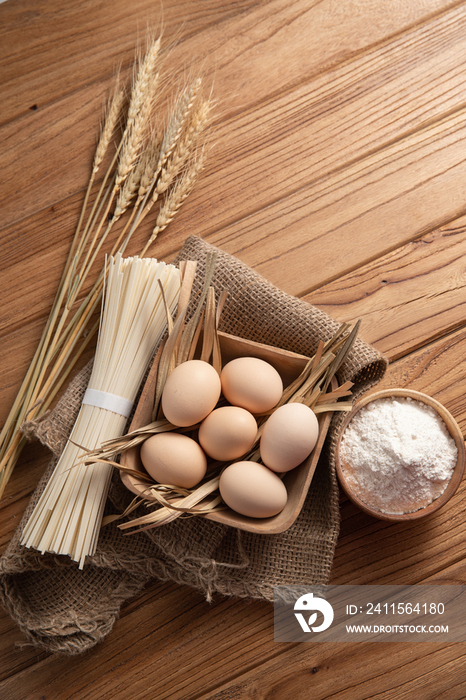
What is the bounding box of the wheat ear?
[154,97,211,198]
[126,89,210,253]
[116,37,161,188]
[93,81,126,175]
[140,151,206,256]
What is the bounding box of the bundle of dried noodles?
[21,254,181,567]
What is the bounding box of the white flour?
[339,396,457,514]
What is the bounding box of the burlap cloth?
[0,236,387,655]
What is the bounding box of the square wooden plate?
[120,331,336,534]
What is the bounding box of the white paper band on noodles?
[82,388,134,418]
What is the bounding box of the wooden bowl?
[335,389,465,522]
[120,331,336,534]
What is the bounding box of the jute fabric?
[0,236,388,654]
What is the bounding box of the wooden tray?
[120,331,336,534]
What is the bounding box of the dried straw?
[82,263,360,534]
[0,32,213,499]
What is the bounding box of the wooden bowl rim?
[335,388,465,522]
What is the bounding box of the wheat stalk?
[150,97,211,202]
[138,139,162,200]
[0,33,212,499]
[93,81,126,175]
[141,151,206,256]
[126,36,161,130]
[158,77,203,170]
[114,83,210,263]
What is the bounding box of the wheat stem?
[0,35,211,500]
[0,90,126,465]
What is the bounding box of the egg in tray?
[120,331,336,535]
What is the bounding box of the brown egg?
[220,357,283,413]
[161,359,221,427]
[260,402,319,472]
[140,432,207,488]
[198,406,258,461]
[219,461,288,518]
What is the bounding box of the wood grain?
[1,0,465,232]
[194,641,466,700]
[0,0,264,124]
[310,221,466,360]
[208,107,466,294]
[3,0,466,415]
[1,0,466,698]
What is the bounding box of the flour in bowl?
[339,396,457,514]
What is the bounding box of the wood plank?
[1,156,464,687]
[207,105,466,296]
[1,0,459,124]
[0,0,263,124]
[3,217,465,551]
[2,1,466,698]
[5,1,466,479]
[0,317,95,429]
[185,2,466,243]
[371,326,466,430]
[0,325,465,699]
[4,0,466,394]
[2,1,465,233]
[1,308,464,686]
[308,220,466,360]
[193,641,466,700]
[192,557,466,700]
[0,443,53,550]
[2,583,463,700]
[0,585,273,700]
[3,128,466,699]
[0,603,48,685]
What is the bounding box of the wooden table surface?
[1,0,466,698]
